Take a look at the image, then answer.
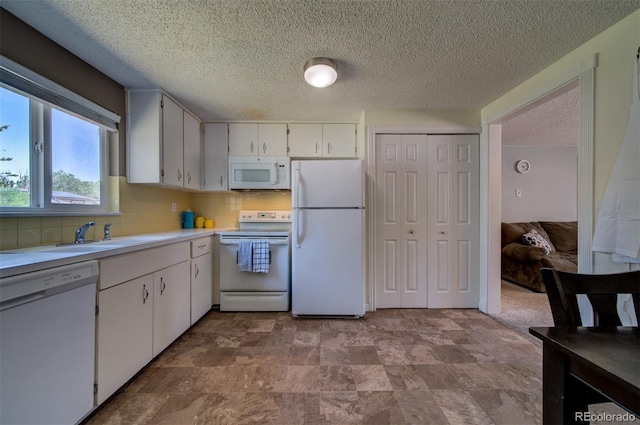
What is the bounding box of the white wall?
[363,109,479,127]
[482,9,640,274]
[501,146,578,222]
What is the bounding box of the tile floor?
[85,308,546,424]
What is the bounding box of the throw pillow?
[522,229,552,254]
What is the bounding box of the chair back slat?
[540,268,640,327]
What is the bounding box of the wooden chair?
[540,267,640,419]
[540,268,640,327]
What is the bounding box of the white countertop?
[0,229,231,278]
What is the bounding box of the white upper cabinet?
[288,123,322,157]
[288,123,356,158]
[127,89,201,190]
[323,124,357,158]
[228,123,287,156]
[202,123,229,191]
[258,124,288,156]
[228,123,256,156]
[183,111,201,190]
[161,95,184,187]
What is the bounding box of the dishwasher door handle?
[0,290,46,311]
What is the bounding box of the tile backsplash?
[0,177,292,250]
[191,190,292,229]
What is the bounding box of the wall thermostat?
[516,159,531,174]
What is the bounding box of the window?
[0,56,120,214]
[0,87,30,207]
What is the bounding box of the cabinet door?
[288,123,322,158]
[191,252,213,324]
[324,124,356,158]
[228,123,258,156]
[126,90,162,184]
[96,274,153,405]
[202,123,229,191]
[258,124,287,156]
[153,261,191,356]
[162,95,185,187]
[183,111,201,190]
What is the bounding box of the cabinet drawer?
[191,237,211,258]
[99,242,190,290]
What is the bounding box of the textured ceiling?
[2,0,638,122]
[502,82,579,146]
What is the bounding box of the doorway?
[483,55,595,315]
[493,81,579,334]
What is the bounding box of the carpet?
[490,280,554,344]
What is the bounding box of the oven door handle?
[221,238,289,245]
[237,250,272,264]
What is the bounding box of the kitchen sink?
[51,243,128,253]
[56,240,101,247]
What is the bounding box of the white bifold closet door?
[426,135,479,308]
[374,134,479,309]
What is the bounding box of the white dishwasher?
[0,260,98,425]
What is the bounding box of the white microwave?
[228,156,291,190]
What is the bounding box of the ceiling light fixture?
[303,57,338,88]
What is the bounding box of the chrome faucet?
[103,223,111,241]
[75,221,95,244]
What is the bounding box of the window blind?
[0,55,120,130]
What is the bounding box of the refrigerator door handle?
[295,209,301,248]
[295,166,301,208]
[294,165,302,248]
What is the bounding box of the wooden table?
[529,326,640,424]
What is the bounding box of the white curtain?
[592,54,640,263]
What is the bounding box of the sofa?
[501,221,578,292]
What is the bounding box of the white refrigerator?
[291,159,365,317]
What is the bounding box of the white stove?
[218,211,292,312]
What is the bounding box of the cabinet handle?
[187,172,191,184]
[219,176,223,187]
[194,264,200,278]
[315,142,319,154]
[327,142,332,154]
[250,142,255,153]
[198,244,206,249]
[178,168,182,182]
[143,284,149,304]
[160,277,166,295]
[263,142,267,154]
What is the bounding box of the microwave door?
[228,156,290,190]
[229,162,271,189]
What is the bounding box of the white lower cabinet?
[191,237,213,324]
[96,274,153,405]
[153,261,191,356]
[96,242,191,405]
